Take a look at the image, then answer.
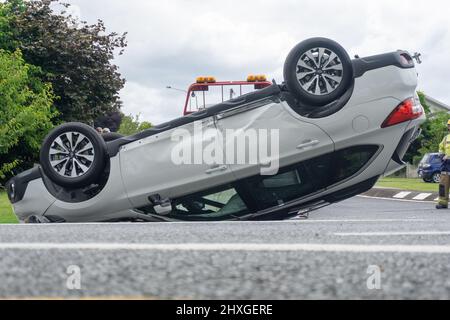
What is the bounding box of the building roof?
[425,94,450,112]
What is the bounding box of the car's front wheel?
[40,122,107,188]
[432,172,441,184]
[283,37,354,107]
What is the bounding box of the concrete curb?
[361,187,438,202]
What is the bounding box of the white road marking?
[413,193,432,201]
[357,195,435,204]
[393,192,412,199]
[298,219,431,223]
[335,231,450,237]
[1,242,450,254]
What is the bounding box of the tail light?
[381,97,424,128]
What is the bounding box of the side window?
[170,186,249,219]
[304,145,379,188]
[331,146,379,184]
[243,166,315,210]
[303,153,333,190]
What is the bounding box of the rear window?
[304,146,379,189]
[331,146,379,184]
[186,84,264,113]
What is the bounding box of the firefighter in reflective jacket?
[436,120,450,209]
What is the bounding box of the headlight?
[8,183,15,201]
[422,164,431,169]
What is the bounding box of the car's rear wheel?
[283,37,353,107]
[40,122,107,188]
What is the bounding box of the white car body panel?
[216,101,334,179]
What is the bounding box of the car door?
[215,99,335,179]
[119,117,234,208]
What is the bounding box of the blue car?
[418,153,444,183]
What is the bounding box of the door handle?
[297,140,320,150]
[205,165,228,174]
[259,159,272,168]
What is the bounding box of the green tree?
[2,0,127,123]
[0,49,56,183]
[413,112,449,164]
[118,115,152,136]
[417,91,431,114]
[0,0,20,50]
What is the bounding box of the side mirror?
[148,194,172,216]
[154,203,172,216]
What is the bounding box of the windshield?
[420,154,431,164]
[185,83,262,113]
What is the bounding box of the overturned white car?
[6,38,425,223]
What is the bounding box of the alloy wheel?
[296,47,344,96]
[48,131,95,178]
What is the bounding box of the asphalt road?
[1,196,450,300]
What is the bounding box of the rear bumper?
[384,118,425,176]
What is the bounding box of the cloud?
[119,82,183,125]
[69,0,450,123]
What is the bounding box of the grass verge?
[376,178,438,193]
[0,191,18,224]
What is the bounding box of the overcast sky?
[66,0,450,124]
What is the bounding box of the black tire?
[40,122,107,188]
[423,178,431,183]
[102,132,124,142]
[283,37,353,107]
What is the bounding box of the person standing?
[436,120,450,209]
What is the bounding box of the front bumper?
[5,167,41,204]
[418,169,433,179]
[6,167,57,222]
